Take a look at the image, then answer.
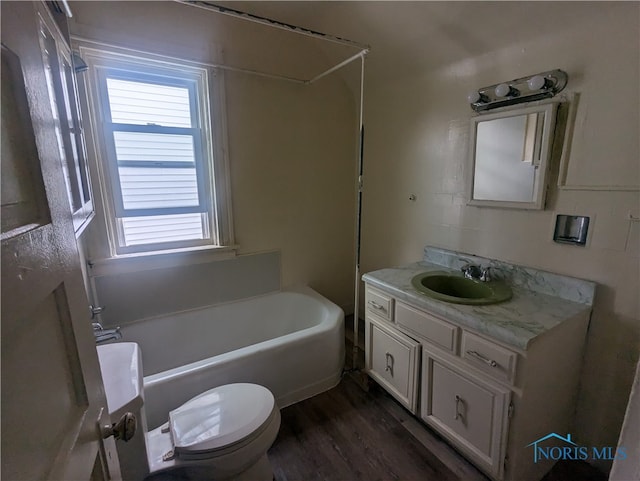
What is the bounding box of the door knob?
[103,412,136,442]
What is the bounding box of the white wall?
[359,2,639,472]
[69,1,358,311]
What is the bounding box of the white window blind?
[106,78,192,127]
[121,213,205,246]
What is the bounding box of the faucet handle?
[461,263,481,279]
[92,322,104,331]
[480,266,491,282]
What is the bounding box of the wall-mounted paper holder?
[553,215,589,246]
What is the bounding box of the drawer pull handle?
[467,350,498,367]
[385,352,394,375]
[454,395,462,420]
[368,300,385,311]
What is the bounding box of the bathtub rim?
[110,284,342,330]
[143,285,344,388]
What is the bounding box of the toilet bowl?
[97,343,281,481]
[145,383,281,481]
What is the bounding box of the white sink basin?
[97,342,144,419]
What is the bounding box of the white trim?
[206,66,235,246]
[88,244,238,277]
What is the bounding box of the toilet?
[97,343,281,481]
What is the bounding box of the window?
[77,45,232,255]
[39,17,94,234]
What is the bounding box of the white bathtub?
[118,286,345,429]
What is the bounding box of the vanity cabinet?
[363,283,590,481]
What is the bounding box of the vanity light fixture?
[468,69,568,112]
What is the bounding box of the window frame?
[74,42,234,257]
[98,69,207,219]
[38,14,95,235]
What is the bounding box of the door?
[1,2,121,480]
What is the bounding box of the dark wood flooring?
[268,375,606,481]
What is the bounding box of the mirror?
[467,103,557,209]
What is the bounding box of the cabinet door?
[365,316,420,413]
[421,346,510,480]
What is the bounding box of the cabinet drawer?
[365,318,419,413]
[365,286,394,322]
[421,347,510,479]
[395,302,458,352]
[461,331,517,384]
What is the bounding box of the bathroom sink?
[97,342,144,419]
[411,271,512,305]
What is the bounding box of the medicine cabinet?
[467,103,558,210]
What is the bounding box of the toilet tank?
[97,342,150,481]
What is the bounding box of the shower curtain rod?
[173,0,369,85]
[175,0,370,52]
[352,55,366,372]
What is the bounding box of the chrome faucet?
[93,321,122,344]
[90,305,104,319]
[461,264,491,282]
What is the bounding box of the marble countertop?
[362,260,594,351]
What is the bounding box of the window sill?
[88,244,239,277]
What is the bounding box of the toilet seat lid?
[169,383,275,454]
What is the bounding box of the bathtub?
[117,286,345,429]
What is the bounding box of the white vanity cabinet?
[362,283,590,481]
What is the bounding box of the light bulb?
[495,83,512,97]
[527,75,550,91]
[467,91,481,103]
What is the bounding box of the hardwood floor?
[268,375,487,481]
[268,375,606,481]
